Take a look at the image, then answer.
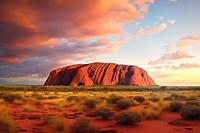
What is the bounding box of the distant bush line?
[0,85,200,92]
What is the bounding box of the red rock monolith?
[44,62,155,86]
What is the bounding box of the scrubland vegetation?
[0,85,200,132]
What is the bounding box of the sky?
[0,0,200,86]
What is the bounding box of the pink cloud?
[133,0,154,6]
[136,23,167,36]
[149,51,193,65]
[168,19,176,25]
[168,0,177,3]
[151,72,178,79]
[0,0,154,84]
[177,35,200,47]
[171,62,200,70]
[165,45,172,52]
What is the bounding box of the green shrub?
[169,102,184,112]
[116,99,133,109]
[84,99,97,108]
[115,111,142,125]
[2,92,23,103]
[95,106,115,119]
[185,100,200,106]
[180,105,200,120]
[70,118,98,133]
[134,96,145,103]
[107,94,124,104]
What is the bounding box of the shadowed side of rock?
[44,62,155,86]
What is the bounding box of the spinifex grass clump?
[115,110,142,125]
[67,96,80,102]
[149,97,160,102]
[84,99,97,109]
[107,94,124,104]
[31,93,44,100]
[116,99,134,109]
[133,96,145,103]
[137,102,162,120]
[44,116,65,132]
[70,118,98,133]
[1,92,23,103]
[185,100,200,106]
[95,106,115,119]
[0,105,15,133]
[23,104,35,112]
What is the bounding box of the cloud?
[0,0,154,84]
[165,45,172,52]
[136,23,167,36]
[177,35,200,47]
[0,37,129,78]
[148,51,193,65]
[171,62,200,70]
[0,0,154,47]
[168,19,176,25]
[168,0,177,3]
[151,72,178,79]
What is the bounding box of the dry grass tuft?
[0,105,15,133]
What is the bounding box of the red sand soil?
[5,102,200,133]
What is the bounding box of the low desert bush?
[13,99,23,105]
[185,100,200,106]
[133,96,145,103]
[115,110,142,125]
[70,118,98,133]
[31,93,44,100]
[169,102,184,112]
[84,99,97,108]
[107,94,124,104]
[95,106,115,119]
[116,99,134,109]
[44,116,65,132]
[48,95,59,99]
[164,94,187,101]
[1,92,23,103]
[149,97,160,102]
[0,105,15,133]
[67,96,80,102]
[180,105,200,120]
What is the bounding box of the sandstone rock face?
[44,62,155,86]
